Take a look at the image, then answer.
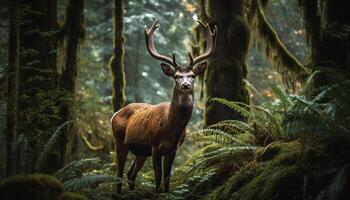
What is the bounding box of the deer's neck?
[167,86,194,131]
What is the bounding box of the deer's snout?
[181,82,191,90]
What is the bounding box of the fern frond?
[211,98,251,118]
[192,129,246,146]
[209,120,255,134]
[55,157,101,182]
[13,134,33,174]
[268,82,291,112]
[35,121,73,172]
[64,175,121,192]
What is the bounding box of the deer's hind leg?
[116,143,129,194]
[127,156,146,190]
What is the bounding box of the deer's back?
[112,102,170,145]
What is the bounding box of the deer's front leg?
[152,146,162,192]
[163,150,176,192]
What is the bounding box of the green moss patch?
[0,174,86,200]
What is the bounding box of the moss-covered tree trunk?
[300,0,350,88]
[204,0,250,126]
[16,0,59,173]
[6,1,19,176]
[316,0,350,87]
[109,0,126,112]
[59,0,85,168]
[133,32,141,102]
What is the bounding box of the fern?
[211,98,252,119]
[12,134,33,174]
[55,157,101,182]
[64,175,121,192]
[35,121,73,172]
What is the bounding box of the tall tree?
[59,0,85,167]
[15,0,59,173]
[299,0,350,88]
[109,0,126,112]
[132,32,142,102]
[204,0,251,126]
[6,0,19,176]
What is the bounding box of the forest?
[0,0,349,199]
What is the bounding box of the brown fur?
[112,102,186,155]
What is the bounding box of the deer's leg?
[163,151,176,192]
[152,147,162,192]
[127,156,146,190]
[116,144,129,194]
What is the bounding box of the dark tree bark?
[109,0,126,112]
[299,0,350,88]
[102,0,112,85]
[59,0,85,167]
[133,32,141,102]
[16,0,59,173]
[204,0,250,126]
[6,1,19,176]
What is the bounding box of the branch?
[248,0,310,87]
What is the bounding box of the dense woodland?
[0,0,349,199]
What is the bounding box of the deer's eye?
[174,75,179,79]
[190,75,195,79]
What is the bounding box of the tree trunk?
[300,0,350,88]
[133,32,141,102]
[16,0,59,173]
[204,0,250,126]
[59,0,85,168]
[109,0,126,112]
[6,2,19,176]
[315,0,350,87]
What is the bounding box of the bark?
[299,0,350,88]
[16,0,59,173]
[59,0,85,167]
[133,32,141,102]
[109,0,126,112]
[6,2,19,176]
[314,0,350,87]
[204,0,250,126]
[103,0,112,81]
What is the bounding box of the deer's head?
[145,19,217,93]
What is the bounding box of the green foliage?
[54,157,122,199]
[64,175,120,192]
[55,158,102,182]
[10,121,72,174]
[35,121,73,172]
[284,79,350,141]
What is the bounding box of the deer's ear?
[161,63,175,76]
[193,62,207,75]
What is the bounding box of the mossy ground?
[0,174,86,200]
[204,140,350,200]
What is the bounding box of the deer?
[111,19,217,193]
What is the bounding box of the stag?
[111,19,217,193]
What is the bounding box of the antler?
[145,19,177,67]
[189,20,217,66]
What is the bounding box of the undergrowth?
[6,71,350,199]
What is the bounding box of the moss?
[255,143,281,162]
[204,0,250,126]
[61,192,87,200]
[0,174,86,200]
[248,0,309,89]
[0,174,63,200]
